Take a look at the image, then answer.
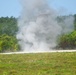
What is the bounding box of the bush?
[58,31,76,49]
[0,34,20,52]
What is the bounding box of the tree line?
[0,15,76,52]
[57,14,76,49]
[0,16,20,52]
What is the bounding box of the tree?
[74,14,76,30]
[0,17,18,36]
[0,34,20,52]
[58,31,76,49]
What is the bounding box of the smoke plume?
[16,0,74,52]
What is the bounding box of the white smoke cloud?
[60,16,74,34]
[16,0,74,52]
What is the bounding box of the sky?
[0,0,76,17]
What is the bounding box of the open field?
[0,52,76,75]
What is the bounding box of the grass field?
[0,52,76,75]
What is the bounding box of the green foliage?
[0,34,20,52]
[58,31,76,49]
[0,16,18,36]
[74,14,76,30]
[0,16,20,52]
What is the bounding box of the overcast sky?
[0,0,76,17]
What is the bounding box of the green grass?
[0,52,76,75]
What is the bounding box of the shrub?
[58,31,76,49]
[0,34,20,52]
